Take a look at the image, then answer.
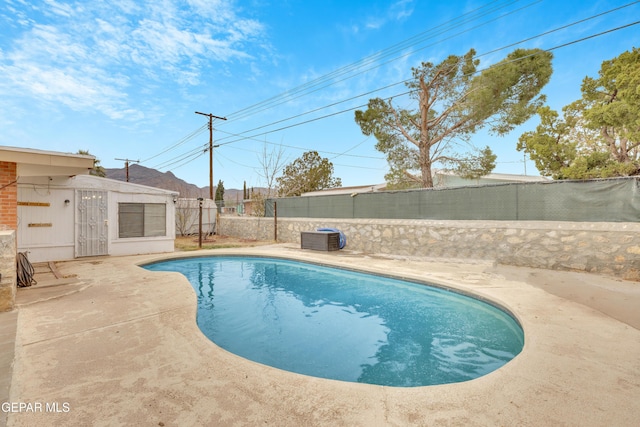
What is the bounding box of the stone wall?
[0,230,16,312]
[218,216,640,280]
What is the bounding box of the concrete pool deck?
[5,244,640,426]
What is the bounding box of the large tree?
[276,151,342,197]
[518,47,640,179]
[355,48,553,188]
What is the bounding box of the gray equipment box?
[300,231,340,251]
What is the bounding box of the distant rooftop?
[301,183,386,197]
[434,169,549,183]
[301,172,548,197]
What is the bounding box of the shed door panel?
[76,190,108,257]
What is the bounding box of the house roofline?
[1,145,95,177]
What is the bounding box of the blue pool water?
[144,256,524,387]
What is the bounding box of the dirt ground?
[174,234,273,251]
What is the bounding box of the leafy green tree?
[355,48,553,188]
[77,149,105,177]
[276,151,342,197]
[455,146,497,180]
[215,179,225,203]
[518,47,640,179]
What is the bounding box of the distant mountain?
[105,164,258,203]
[105,164,207,197]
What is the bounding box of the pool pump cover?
[316,228,346,249]
[301,231,340,251]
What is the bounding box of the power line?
[162,151,207,173]
[546,19,640,52]
[222,0,541,121]
[217,129,384,159]
[151,143,207,170]
[214,80,406,144]
[477,1,640,59]
[212,18,639,149]
[214,149,256,169]
[140,124,207,163]
[328,135,373,161]
[214,1,640,147]
[333,163,386,170]
[167,17,629,179]
[144,3,639,174]
[216,0,637,127]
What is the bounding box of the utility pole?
[195,111,227,199]
[197,197,203,248]
[115,158,140,182]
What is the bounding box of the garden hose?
[16,252,37,288]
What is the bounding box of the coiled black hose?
[16,252,37,288]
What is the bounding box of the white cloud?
[0,0,267,121]
[361,0,415,32]
[0,57,132,120]
[22,24,89,63]
[108,0,140,15]
[365,18,384,30]
[186,0,235,23]
[390,0,415,21]
[42,0,73,17]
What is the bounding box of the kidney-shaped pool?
[143,256,524,387]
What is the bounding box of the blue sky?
[1,0,639,190]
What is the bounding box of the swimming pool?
[144,256,524,387]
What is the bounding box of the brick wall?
[0,162,17,230]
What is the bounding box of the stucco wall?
[0,230,16,312]
[17,175,176,262]
[218,216,640,280]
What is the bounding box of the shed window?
[119,203,166,238]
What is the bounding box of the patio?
[4,245,640,426]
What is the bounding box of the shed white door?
[76,190,108,257]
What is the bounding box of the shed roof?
[69,174,179,196]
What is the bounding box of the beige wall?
[218,217,640,280]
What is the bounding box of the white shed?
[17,174,178,263]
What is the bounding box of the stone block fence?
[0,230,16,311]
[218,216,640,281]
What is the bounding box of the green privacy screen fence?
[264,177,640,222]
